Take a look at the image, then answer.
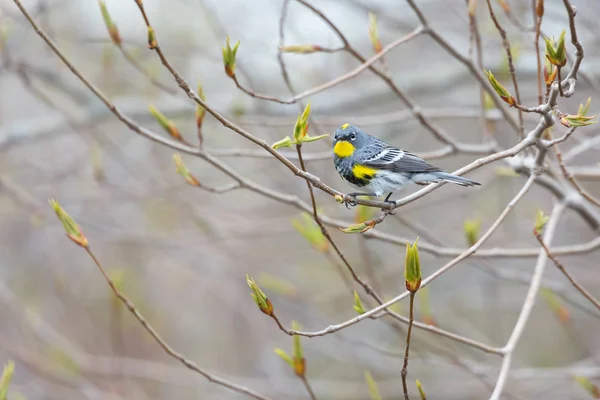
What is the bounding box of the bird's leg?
[344,192,377,209]
[383,192,396,214]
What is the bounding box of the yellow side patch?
[352,164,377,179]
[333,141,355,158]
[341,123,350,129]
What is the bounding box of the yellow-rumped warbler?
[333,124,480,206]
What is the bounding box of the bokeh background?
[1,0,600,398]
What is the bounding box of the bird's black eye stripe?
[350,132,356,141]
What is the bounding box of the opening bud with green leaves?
[274,321,306,377]
[222,37,240,78]
[0,360,14,400]
[463,218,481,247]
[534,209,549,235]
[173,154,200,186]
[291,212,328,252]
[49,199,88,247]
[544,30,567,67]
[404,238,421,293]
[149,105,182,140]
[246,274,273,316]
[559,97,597,128]
[485,70,516,106]
[272,103,328,149]
[353,290,366,314]
[196,80,207,130]
[98,1,120,45]
[279,45,323,54]
[368,13,382,54]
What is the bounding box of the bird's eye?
[349,133,356,141]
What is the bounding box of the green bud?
[562,114,597,127]
[49,199,88,247]
[149,105,181,140]
[574,376,600,399]
[416,379,427,400]
[484,70,516,106]
[534,209,549,234]
[540,287,569,323]
[463,219,481,247]
[0,361,14,400]
[404,238,421,292]
[196,80,207,130]
[339,222,373,234]
[147,26,157,49]
[173,154,200,186]
[353,290,365,314]
[365,371,382,400]
[368,12,382,54]
[98,0,121,45]
[578,97,592,116]
[222,36,240,77]
[246,274,273,316]
[291,212,328,252]
[544,31,567,67]
[274,348,294,369]
[293,103,311,141]
[279,45,323,54]
[495,166,519,177]
[544,57,558,84]
[291,321,305,377]
[272,136,294,150]
[299,133,329,144]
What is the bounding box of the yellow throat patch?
[333,141,355,158]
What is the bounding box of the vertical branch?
[485,0,524,139]
[557,67,565,97]
[294,143,385,302]
[300,376,317,400]
[401,292,416,400]
[466,0,493,139]
[533,0,544,104]
[489,202,566,400]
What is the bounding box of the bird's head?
[333,124,368,158]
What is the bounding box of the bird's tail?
[434,172,480,187]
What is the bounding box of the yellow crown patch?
[341,123,350,129]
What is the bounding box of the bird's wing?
[363,147,441,173]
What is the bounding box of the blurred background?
[1,0,600,398]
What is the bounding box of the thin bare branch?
[489,202,566,400]
[285,175,537,338]
[401,292,416,400]
[84,246,273,400]
[230,27,423,105]
[485,0,525,138]
[534,230,600,312]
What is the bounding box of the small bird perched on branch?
[333,124,480,207]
